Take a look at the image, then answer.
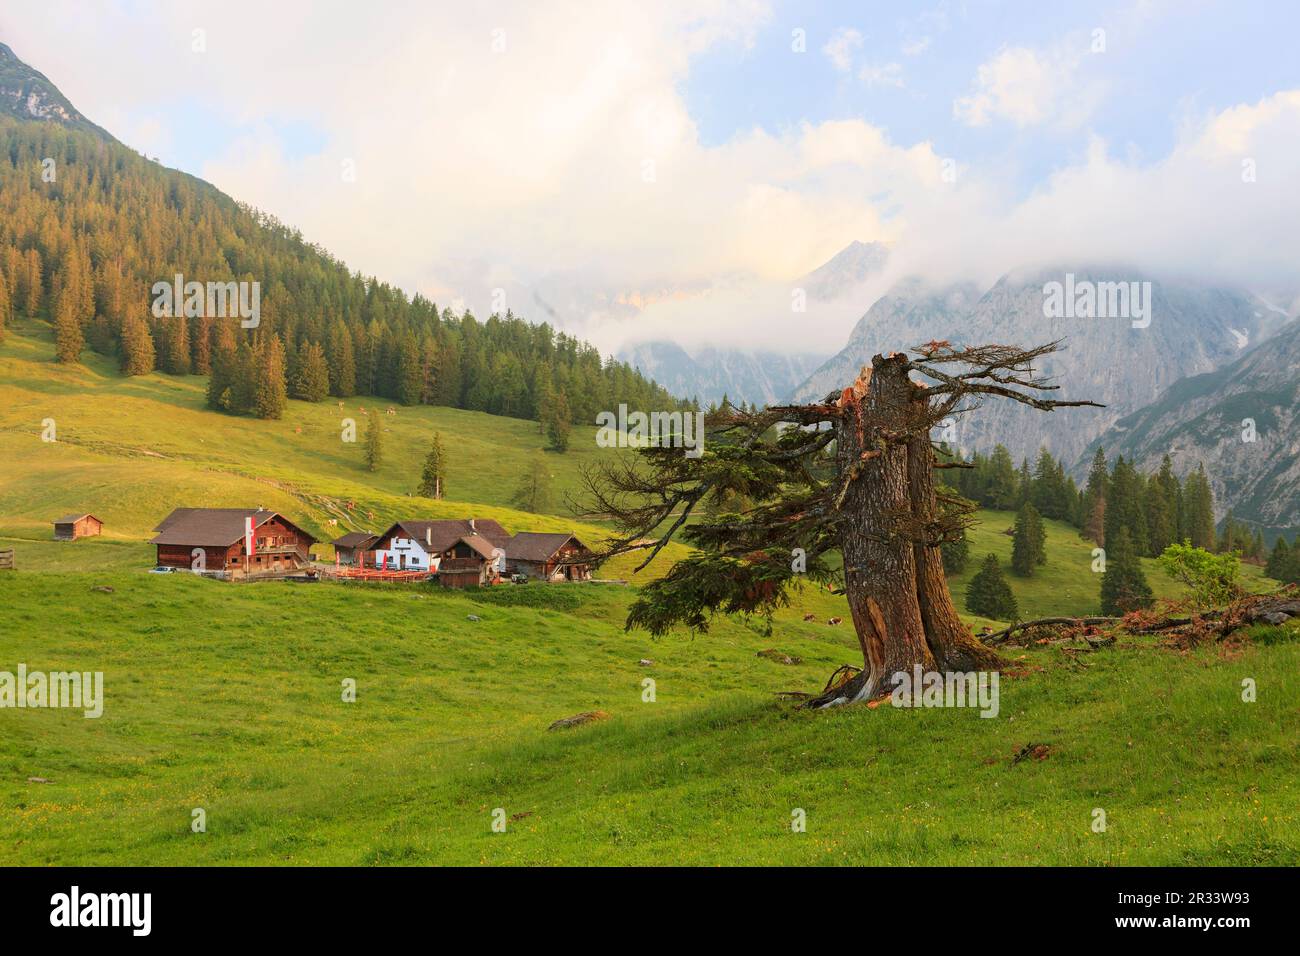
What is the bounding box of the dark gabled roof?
[506,532,589,563]
[470,518,511,549]
[150,508,317,547]
[456,533,498,560]
[374,519,509,556]
[52,513,100,524]
[331,531,377,549]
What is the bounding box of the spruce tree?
[253,335,288,419]
[1144,476,1175,556]
[985,445,1019,510]
[231,338,258,414]
[1080,448,1108,541]
[965,553,1019,621]
[24,248,42,317]
[327,320,356,397]
[1083,494,1106,547]
[1105,456,1149,555]
[0,269,9,342]
[292,341,330,402]
[547,389,572,452]
[162,315,190,374]
[1100,527,1153,615]
[1153,454,1182,543]
[119,314,155,376]
[1182,464,1216,550]
[395,333,421,405]
[207,324,237,410]
[1015,458,1032,508]
[53,289,84,363]
[1010,501,1047,576]
[941,528,970,574]
[364,409,383,472]
[417,432,446,498]
[1281,537,1300,586]
[1029,448,1071,521]
[1265,536,1291,580]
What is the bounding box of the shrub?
[1157,541,1241,610]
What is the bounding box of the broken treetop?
[151,508,317,547]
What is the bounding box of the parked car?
[148,566,178,574]
[510,573,529,584]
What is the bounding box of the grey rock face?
[1084,316,1300,533]
[795,268,1285,467]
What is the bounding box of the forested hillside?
[0,113,686,428]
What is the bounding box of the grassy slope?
[0,320,1294,865]
[0,322,675,579]
[3,572,1295,865]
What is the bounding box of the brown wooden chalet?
[330,531,378,566]
[150,508,317,578]
[52,513,102,541]
[506,532,594,582]
[368,518,509,587]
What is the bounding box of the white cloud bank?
[2,1,1299,356]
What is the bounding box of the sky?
[3,0,1299,355]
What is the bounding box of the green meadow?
[0,322,1295,865]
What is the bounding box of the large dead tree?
[579,341,1101,707]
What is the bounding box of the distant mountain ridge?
[1083,316,1300,536]
[618,340,824,407]
[794,268,1288,466]
[618,240,888,406]
[0,42,114,140]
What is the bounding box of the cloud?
[954,39,1100,128]
[859,62,904,89]
[822,27,864,74]
[3,1,1298,359]
[894,91,1300,294]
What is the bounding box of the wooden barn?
[52,513,102,541]
[331,531,377,566]
[506,532,594,582]
[150,507,317,579]
[368,519,506,586]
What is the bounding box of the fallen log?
[985,617,1116,645]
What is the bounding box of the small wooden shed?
[53,513,103,541]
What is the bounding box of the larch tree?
[580,342,1100,707]
[512,456,553,513]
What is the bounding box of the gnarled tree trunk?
[813,353,1006,707]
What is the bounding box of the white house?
[368,519,510,576]
[371,530,436,571]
